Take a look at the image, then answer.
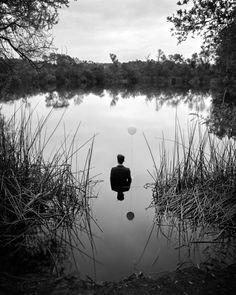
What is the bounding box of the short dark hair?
[117,154,125,164]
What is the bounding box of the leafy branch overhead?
[0,0,72,62]
[168,0,236,53]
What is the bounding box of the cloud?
[53,0,203,62]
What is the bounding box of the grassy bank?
[145,118,236,231]
[0,108,97,275]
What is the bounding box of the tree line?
[0,0,235,98]
[0,50,222,94]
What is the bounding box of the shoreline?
[1,262,236,294]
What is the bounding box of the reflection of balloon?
[128,126,137,135]
[126,211,135,221]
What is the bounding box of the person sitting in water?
[110,154,132,200]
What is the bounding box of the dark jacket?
[110,164,132,192]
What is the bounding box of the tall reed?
[146,118,236,230]
[0,108,97,274]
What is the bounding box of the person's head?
[117,191,124,201]
[117,154,125,164]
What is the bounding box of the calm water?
[1,89,215,281]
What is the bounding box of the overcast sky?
[53,0,203,62]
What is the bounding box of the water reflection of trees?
[154,91,208,112]
[4,86,236,139]
[0,86,210,113]
[45,87,105,107]
[207,90,236,139]
[107,87,210,113]
[106,86,236,139]
[0,86,105,103]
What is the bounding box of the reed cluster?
[0,109,96,273]
[146,119,236,230]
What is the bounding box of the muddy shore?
[1,262,236,295]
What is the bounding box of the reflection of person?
[110,154,132,200]
[117,191,124,201]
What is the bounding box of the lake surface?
[0,89,216,281]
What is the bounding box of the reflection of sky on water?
[0,90,212,281]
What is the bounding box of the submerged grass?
[145,118,236,231]
[0,107,98,275]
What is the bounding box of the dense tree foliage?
[208,98,236,138]
[0,51,217,96]
[168,0,236,54]
[0,0,71,62]
[168,0,236,105]
[216,19,236,79]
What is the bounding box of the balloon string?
[129,135,134,209]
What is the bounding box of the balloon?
[126,211,135,221]
[128,126,137,135]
